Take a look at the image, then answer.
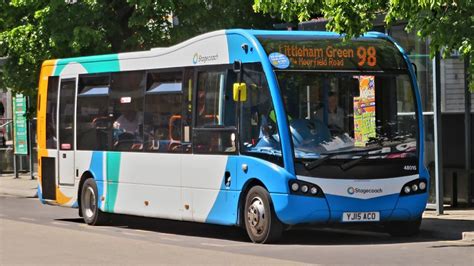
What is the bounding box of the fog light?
[301,185,309,193]
[291,183,299,192]
[411,184,418,192]
[310,186,318,195]
[403,186,411,194]
[419,181,426,190]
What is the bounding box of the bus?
[37,29,428,243]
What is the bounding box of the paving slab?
[0,173,37,198]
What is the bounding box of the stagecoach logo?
[347,186,383,195]
[347,187,355,195]
[192,52,219,64]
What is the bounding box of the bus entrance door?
[57,78,76,185]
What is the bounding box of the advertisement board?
[13,94,28,155]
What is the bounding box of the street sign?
[13,94,28,155]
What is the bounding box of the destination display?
[259,38,407,71]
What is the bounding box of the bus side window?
[58,79,76,150]
[46,76,59,149]
[144,70,183,153]
[240,63,283,166]
[181,68,193,153]
[193,69,237,154]
[110,71,145,152]
[76,74,110,151]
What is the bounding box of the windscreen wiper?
[303,146,382,171]
[340,153,372,171]
[304,154,335,170]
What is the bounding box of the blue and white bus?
[37,29,428,243]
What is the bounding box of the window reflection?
[144,71,183,152]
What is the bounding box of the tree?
[0,0,279,103]
[170,0,279,44]
[0,0,174,99]
[253,0,473,90]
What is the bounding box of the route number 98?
[357,46,376,67]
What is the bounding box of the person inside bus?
[114,102,141,133]
[113,101,143,150]
[317,91,345,133]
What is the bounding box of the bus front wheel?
[244,186,283,243]
[385,218,422,237]
[80,178,109,225]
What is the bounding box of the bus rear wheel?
[80,178,109,225]
[244,186,283,243]
[385,218,422,237]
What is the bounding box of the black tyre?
[80,178,109,225]
[385,218,422,237]
[244,186,284,243]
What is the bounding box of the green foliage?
[254,0,474,91]
[0,0,171,102]
[0,0,279,107]
[171,0,278,44]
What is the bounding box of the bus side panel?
[204,155,330,226]
[37,61,56,203]
[182,155,235,224]
[226,33,261,64]
[80,152,182,220]
[234,156,330,225]
[203,156,239,225]
[111,152,182,220]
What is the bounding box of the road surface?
[1,196,473,264]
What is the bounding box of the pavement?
[1,172,473,242]
[0,173,38,198]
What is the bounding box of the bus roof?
[44,29,405,77]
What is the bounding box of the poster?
[13,94,28,155]
[353,76,376,147]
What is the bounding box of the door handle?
[225,171,231,187]
[62,153,66,159]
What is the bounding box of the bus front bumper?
[270,192,428,225]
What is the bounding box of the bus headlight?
[291,182,299,192]
[403,186,411,194]
[400,179,428,196]
[301,185,308,193]
[288,180,324,198]
[419,181,426,190]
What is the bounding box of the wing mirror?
[233,83,247,102]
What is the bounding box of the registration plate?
[342,212,380,222]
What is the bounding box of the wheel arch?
[77,171,95,216]
[237,178,268,227]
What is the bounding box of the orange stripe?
[37,60,56,185]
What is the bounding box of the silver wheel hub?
[83,186,96,219]
[247,196,267,236]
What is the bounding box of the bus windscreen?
[258,37,407,72]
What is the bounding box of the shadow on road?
[56,214,473,245]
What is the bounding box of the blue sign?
[268,52,290,69]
